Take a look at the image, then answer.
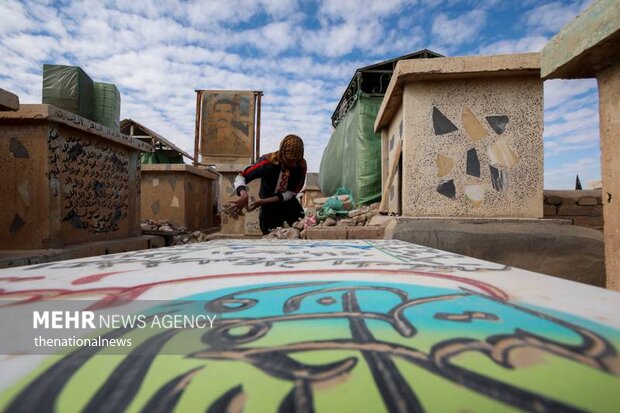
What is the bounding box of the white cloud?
[524,0,593,34]
[0,0,603,182]
[299,19,393,58]
[544,79,597,109]
[543,78,600,175]
[0,1,34,36]
[431,10,487,46]
[247,22,297,55]
[478,36,548,55]
[185,0,259,26]
[318,0,413,23]
[259,0,300,19]
[544,156,600,189]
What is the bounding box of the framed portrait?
[196,90,257,165]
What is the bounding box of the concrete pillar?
[541,0,620,289]
[597,65,619,289]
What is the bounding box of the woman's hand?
[227,190,249,218]
[248,198,264,211]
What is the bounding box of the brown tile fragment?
[462,106,488,142]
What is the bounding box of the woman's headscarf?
[266,134,305,168]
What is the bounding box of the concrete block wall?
[542,190,603,231]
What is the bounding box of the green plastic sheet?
[319,94,383,205]
[42,64,95,121]
[141,151,184,164]
[316,188,355,221]
[93,82,121,132]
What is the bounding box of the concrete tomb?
[0,239,619,412]
[0,104,150,250]
[141,164,218,231]
[375,53,543,218]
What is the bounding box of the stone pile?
[140,219,212,244]
[264,203,381,239]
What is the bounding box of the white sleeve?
[281,190,296,202]
[233,174,247,195]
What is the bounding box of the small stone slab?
[151,200,161,215]
[437,154,454,178]
[486,115,509,135]
[9,138,29,158]
[489,166,508,192]
[0,88,19,111]
[437,179,456,199]
[462,107,488,142]
[488,136,519,168]
[577,196,598,206]
[466,149,480,177]
[432,106,458,135]
[464,185,484,206]
[9,214,26,235]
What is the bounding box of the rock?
[545,195,563,206]
[283,228,300,239]
[324,218,336,226]
[336,219,355,227]
[353,214,367,225]
[306,215,318,227]
[577,196,598,206]
[348,209,366,218]
[206,233,225,241]
[292,220,305,230]
[300,228,307,239]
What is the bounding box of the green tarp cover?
[93,82,121,132]
[42,64,94,121]
[141,150,184,164]
[319,94,383,205]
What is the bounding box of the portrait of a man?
[199,92,254,159]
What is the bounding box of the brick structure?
[542,190,603,231]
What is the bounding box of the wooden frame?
[194,90,262,167]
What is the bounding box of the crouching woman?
[230,134,307,235]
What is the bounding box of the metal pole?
[193,90,202,166]
[255,91,263,162]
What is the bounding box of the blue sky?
[0,0,600,188]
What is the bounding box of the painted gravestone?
[1,240,619,412]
